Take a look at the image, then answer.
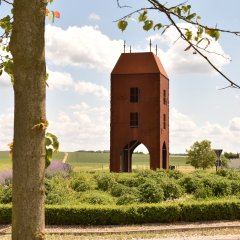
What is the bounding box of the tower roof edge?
[111,52,169,79]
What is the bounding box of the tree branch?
[1,0,13,5]
[116,0,240,89]
[163,9,240,88]
[116,0,131,8]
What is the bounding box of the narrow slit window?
[163,90,167,105]
[163,114,166,129]
[130,112,139,128]
[130,87,140,103]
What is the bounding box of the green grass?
[0,151,189,171]
[0,152,12,171]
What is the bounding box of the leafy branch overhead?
[117,0,240,89]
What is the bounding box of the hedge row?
[1,200,240,225]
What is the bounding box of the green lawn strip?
[0,151,189,171]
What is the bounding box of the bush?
[0,204,11,224]
[162,180,184,200]
[231,181,240,195]
[115,174,139,187]
[70,174,93,192]
[194,186,213,199]
[165,170,183,180]
[116,194,139,205]
[44,176,74,205]
[211,179,232,197]
[138,180,164,203]
[181,200,240,222]
[0,185,12,204]
[110,182,137,197]
[79,191,115,205]
[95,174,116,191]
[180,175,203,193]
[0,200,240,225]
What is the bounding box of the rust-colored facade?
[110,52,169,172]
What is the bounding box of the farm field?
[0,151,189,171]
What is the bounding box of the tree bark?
[10,0,46,239]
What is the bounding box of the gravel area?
[0,221,240,240]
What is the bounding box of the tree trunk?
[10,0,46,239]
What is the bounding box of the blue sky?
[0,0,240,153]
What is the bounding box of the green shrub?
[110,183,130,197]
[165,170,184,180]
[0,185,12,204]
[231,181,240,195]
[70,174,93,192]
[0,199,240,225]
[115,174,139,187]
[79,191,115,205]
[162,180,184,200]
[0,204,11,224]
[211,179,232,197]
[194,186,213,199]
[44,176,74,205]
[116,194,139,205]
[138,180,164,203]
[95,174,116,191]
[181,200,240,221]
[180,175,203,193]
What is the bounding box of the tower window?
[163,90,167,105]
[163,114,166,129]
[130,112,139,128]
[130,87,140,103]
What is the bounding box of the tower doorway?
[132,144,149,171]
[120,141,149,172]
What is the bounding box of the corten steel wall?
[110,52,169,172]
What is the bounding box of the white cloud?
[170,108,240,153]
[0,109,13,150]
[88,13,101,21]
[47,69,74,90]
[229,117,240,131]
[148,23,230,75]
[48,102,110,151]
[46,69,109,100]
[45,25,122,72]
[170,108,196,132]
[74,81,109,100]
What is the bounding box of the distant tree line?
[224,152,239,159]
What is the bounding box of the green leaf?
[46,148,53,161]
[118,20,128,32]
[153,23,162,31]
[45,137,52,146]
[205,28,220,41]
[186,13,196,20]
[138,10,148,22]
[52,141,59,152]
[185,30,193,41]
[143,20,154,31]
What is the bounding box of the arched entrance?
[132,144,149,171]
[162,142,167,169]
[120,140,149,172]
